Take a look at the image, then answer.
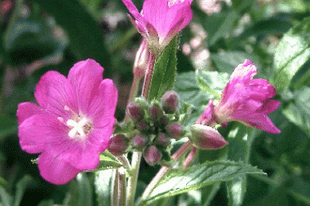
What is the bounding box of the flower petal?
[122,0,147,33]
[68,59,104,114]
[88,79,118,125]
[34,71,77,118]
[17,102,43,124]
[18,114,67,154]
[38,152,80,185]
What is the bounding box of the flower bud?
[158,115,169,128]
[155,133,170,147]
[133,39,150,79]
[108,134,129,156]
[132,133,149,150]
[149,102,164,122]
[165,122,183,139]
[136,120,150,132]
[126,102,144,122]
[161,91,180,114]
[143,145,162,166]
[189,124,228,150]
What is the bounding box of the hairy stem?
[126,152,142,206]
[141,53,156,100]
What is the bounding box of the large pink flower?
[17,59,118,184]
[122,0,193,53]
[200,60,280,134]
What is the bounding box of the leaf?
[174,71,210,108]
[95,151,123,171]
[273,16,310,92]
[94,170,114,206]
[64,173,93,206]
[211,51,262,74]
[148,37,178,101]
[141,160,265,204]
[30,0,111,75]
[226,124,256,206]
[205,11,239,46]
[282,87,310,136]
[37,200,55,206]
[14,175,32,206]
[196,70,229,99]
[0,187,12,206]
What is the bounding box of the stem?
[118,168,127,206]
[183,147,198,169]
[116,155,131,171]
[141,53,156,99]
[112,170,119,206]
[126,152,142,206]
[139,141,192,205]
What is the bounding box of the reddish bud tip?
[132,134,149,150]
[143,145,162,166]
[126,102,144,122]
[161,91,180,114]
[165,122,183,139]
[136,120,150,132]
[190,124,228,150]
[108,134,129,156]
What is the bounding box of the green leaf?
[205,11,239,46]
[64,173,93,206]
[14,175,32,206]
[94,170,114,206]
[174,71,210,108]
[37,200,55,206]
[273,16,310,92]
[95,151,122,171]
[282,87,310,136]
[30,0,111,75]
[0,187,12,206]
[148,37,178,101]
[141,160,265,204]
[196,70,229,99]
[226,124,256,206]
[211,51,262,74]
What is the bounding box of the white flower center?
[66,117,92,139]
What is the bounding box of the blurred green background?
[1,0,310,205]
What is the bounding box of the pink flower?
[17,59,118,184]
[201,60,280,134]
[122,0,193,54]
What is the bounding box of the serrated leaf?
[95,151,122,171]
[282,87,310,136]
[141,160,265,204]
[174,71,210,108]
[14,175,32,206]
[148,37,178,101]
[94,170,114,206]
[196,71,229,99]
[273,16,310,92]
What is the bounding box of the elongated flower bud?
[134,39,150,78]
[155,133,170,147]
[126,102,144,122]
[108,134,129,156]
[165,122,183,139]
[189,124,228,150]
[143,145,162,166]
[162,91,180,114]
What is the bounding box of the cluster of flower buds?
[123,91,185,166]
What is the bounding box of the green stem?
[126,152,142,206]
[118,168,127,206]
[141,53,156,99]
[138,141,192,205]
[112,170,119,206]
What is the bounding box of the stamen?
[66,117,91,139]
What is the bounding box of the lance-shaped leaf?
[148,37,178,101]
[273,16,310,92]
[140,160,265,204]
